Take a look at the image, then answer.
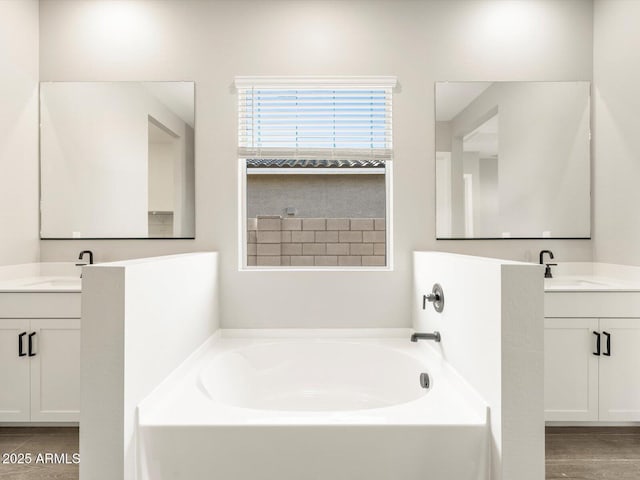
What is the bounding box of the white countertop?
[544,262,640,292]
[0,263,82,293]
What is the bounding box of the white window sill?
[239,266,393,273]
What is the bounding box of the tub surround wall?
[413,251,544,480]
[80,252,219,480]
[38,0,593,328]
[0,0,39,266]
[593,0,640,266]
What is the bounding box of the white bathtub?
[138,330,489,480]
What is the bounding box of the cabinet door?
[598,318,640,422]
[0,319,31,421]
[29,319,81,422]
[544,317,599,421]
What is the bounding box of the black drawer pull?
[593,331,601,356]
[603,331,611,357]
[18,332,27,357]
[28,332,36,357]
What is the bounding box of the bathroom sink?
[546,278,608,288]
[0,263,83,292]
[0,275,81,292]
[544,276,634,291]
[23,278,81,289]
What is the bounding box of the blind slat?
[238,84,393,160]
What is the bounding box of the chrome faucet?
[539,250,556,278]
[410,332,441,343]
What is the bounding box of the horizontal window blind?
[237,77,395,160]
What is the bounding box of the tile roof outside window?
[245,159,385,169]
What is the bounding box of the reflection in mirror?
[40,82,195,239]
[435,82,590,239]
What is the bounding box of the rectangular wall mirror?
[435,81,590,239]
[40,81,195,239]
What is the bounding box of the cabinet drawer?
[545,291,640,318]
[0,293,80,318]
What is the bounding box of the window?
[236,76,395,269]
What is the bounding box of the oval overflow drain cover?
[420,372,430,389]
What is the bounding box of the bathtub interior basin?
[198,341,429,411]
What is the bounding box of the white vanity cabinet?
[597,318,640,421]
[544,286,640,423]
[0,319,31,421]
[544,317,599,421]
[0,292,81,423]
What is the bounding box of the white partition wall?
[80,252,219,480]
[413,252,544,480]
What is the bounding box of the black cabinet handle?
[603,331,611,356]
[28,332,36,357]
[593,331,601,356]
[18,332,27,357]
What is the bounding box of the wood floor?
[546,427,640,479]
[0,427,78,479]
[1,426,640,479]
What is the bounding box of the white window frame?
[236,76,395,272]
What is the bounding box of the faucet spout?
[78,250,94,265]
[539,249,554,265]
[410,332,441,343]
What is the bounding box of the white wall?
[38,0,594,328]
[0,0,39,265]
[413,252,544,480]
[593,0,640,265]
[80,252,219,480]
[40,82,190,238]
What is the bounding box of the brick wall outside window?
[247,216,386,267]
